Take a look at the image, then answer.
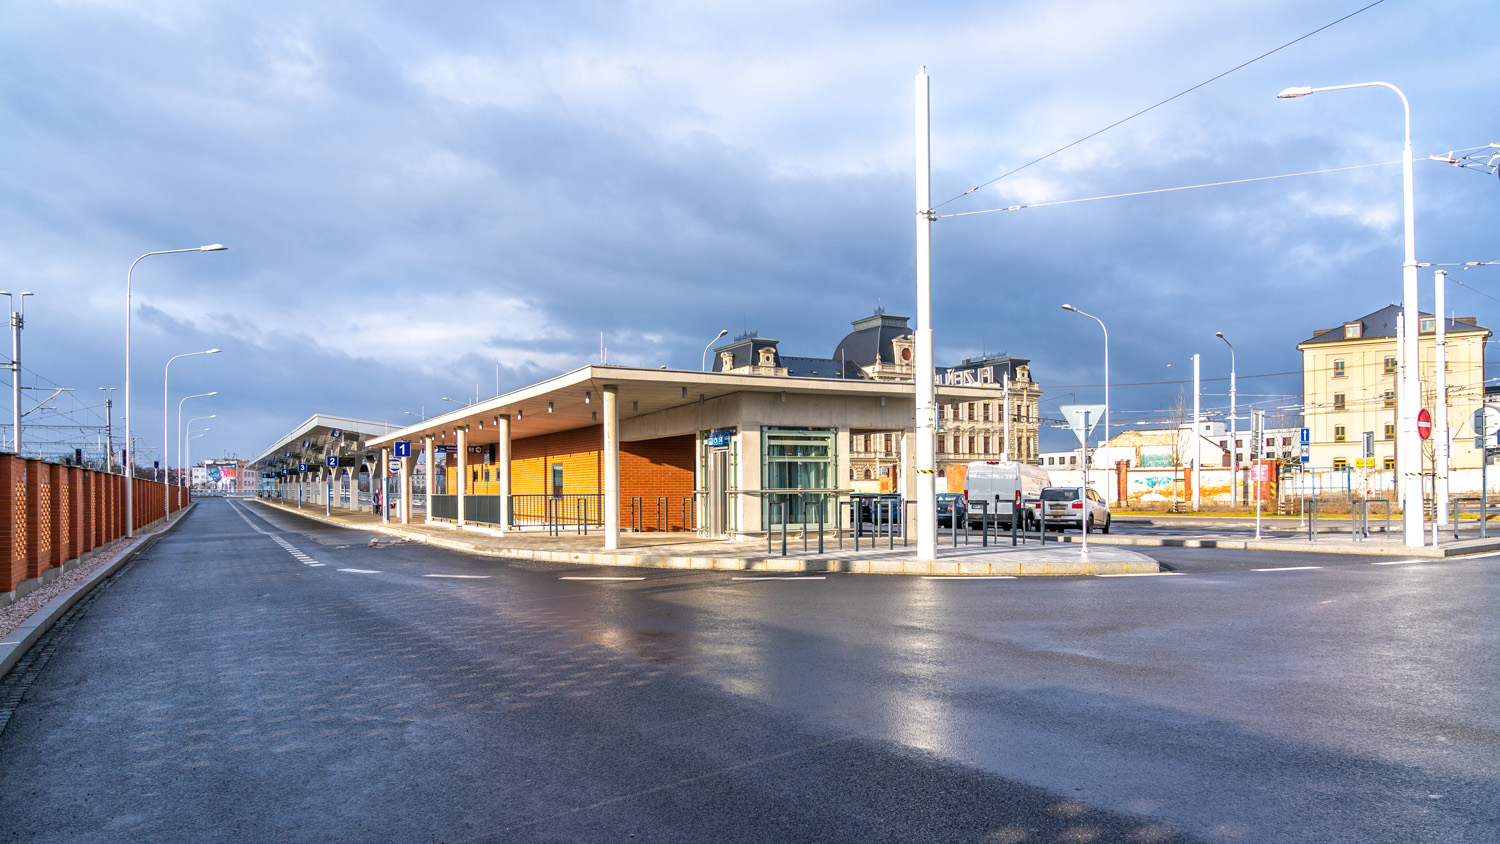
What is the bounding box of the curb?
[1032,531,1500,557]
[246,500,1160,576]
[0,504,196,679]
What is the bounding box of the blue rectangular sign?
[394,441,411,458]
[326,455,338,468]
[705,428,734,448]
[1299,427,1310,445]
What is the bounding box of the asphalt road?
[0,498,1495,843]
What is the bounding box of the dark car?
[850,493,903,527]
[936,493,967,527]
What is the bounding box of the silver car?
[1034,486,1111,533]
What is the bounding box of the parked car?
[936,493,967,528]
[850,493,903,527]
[963,460,1050,530]
[1034,486,1111,533]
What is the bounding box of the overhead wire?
[932,0,1392,212]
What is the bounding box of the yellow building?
[1298,304,1490,474]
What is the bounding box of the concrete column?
[496,414,511,531]
[423,436,434,524]
[603,386,619,550]
[456,426,468,527]
[379,447,390,525]
[399,455,412,524]
[322,467,331,515]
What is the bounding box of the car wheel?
[1101,515,1111,534]
[1085,516,1093,534]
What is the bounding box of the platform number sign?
[394,441,411,458]
[298,462,307,472]
[326,455,338,469]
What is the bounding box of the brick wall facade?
[445,428,697,531]
[0,454,185,599]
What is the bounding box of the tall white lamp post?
[1216,332,1237,508]
[185,430,208,494]
[1278,81,1421,547]
[701,329,729,371]
[914,66,938,562]
[1061,305,1110,500]
[164,349,219,488]
[124,245,226,537]
[177,394,216,508]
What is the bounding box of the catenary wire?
[932,0,1392,211]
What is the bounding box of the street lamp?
[701,329,729,372]
[1278,81,1421,547]
[177,393,216,508]
[186,430,208,493]
[0,291,34,454]
[124,244,226,537]
[1061,304,1110,501]
[1216,332,1238,508]
[164,348,220,487]
[440,397,464,406]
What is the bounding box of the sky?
[1,0,1497,467]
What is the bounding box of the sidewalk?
[247,499,1161,576]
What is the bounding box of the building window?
[1384,423,1395,440]
[1420,317,1436,333]
[1333,393,1345,410]
[966,403,975,421]
[1333,458,1349,470]
[968,436,976,454]
[982,435,990,453]
[1344,323,1361,339]
[1281,437,1291,446]
[1334,425,1346,442]
[1383,390,1394,408]
[1333,360,1346,378]
[1384,458,1396,470]
[982,403,991,422]
[1219,440,1227,449]
[883,434,892,454]
[1383,356,1396,374]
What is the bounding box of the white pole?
[914,66,937,562]
[1435,269,1449,528]
[1081,410,1091,555]
[1192,353,1201,511]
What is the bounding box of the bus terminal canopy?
[248,414,399,477]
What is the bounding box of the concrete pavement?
[247,498,1161,576]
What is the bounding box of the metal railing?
[511,494,604,533]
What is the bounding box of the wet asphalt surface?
[0,498,1496,843]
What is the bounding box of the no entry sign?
[1417,408,1433,440]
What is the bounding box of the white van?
[962,460,1051,529]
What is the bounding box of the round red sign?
[1417,408,1433,440]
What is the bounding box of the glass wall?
[762,427,836,530]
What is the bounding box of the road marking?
[559,576,646,581]
[919,575,1016,580]
[1252,566,1323,572]
[1096,572,1186,577]
[423,574,492,579]
[730,576,827,581]
[338,568,382,574]
[1371,559,1428,565]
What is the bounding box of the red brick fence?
[0,454,189,606]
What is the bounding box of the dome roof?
[831,310,912,369]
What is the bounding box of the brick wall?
[0,454,183,600]
[620,435,695,531]
[445,429,696,531]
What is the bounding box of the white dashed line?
[920,575,1016,580]
[559,576,647,581]
[229,500,327,568]
[423,574,492,579]
[730,576,827,581]
[1096,572,1186,577]
[338,568,382,574]
[1252,566,1323,572]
